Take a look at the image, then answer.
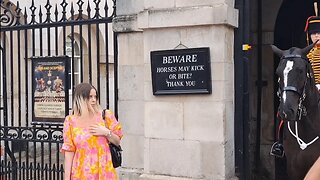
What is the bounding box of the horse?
[272,43,320,180]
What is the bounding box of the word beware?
[162,54,198,64]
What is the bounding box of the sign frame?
[31,56,70,124]
[150,47,212,95]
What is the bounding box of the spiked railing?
[0,0,115,29]
[0,0,118,179]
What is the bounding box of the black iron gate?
[0,0,118,179]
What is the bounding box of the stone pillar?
[114,1,238,179]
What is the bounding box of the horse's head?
[272,43,315,121]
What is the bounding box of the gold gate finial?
[315,2,318,16]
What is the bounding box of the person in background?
[300,13,320,180]
[0,145,4,180]
[305,15,320,91]
[303,4,320,179]
[0,145,3,156]
[61,83,123,180]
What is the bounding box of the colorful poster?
[32,56,69,123]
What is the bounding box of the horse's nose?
[280,108,296,121]
[278,111,287,120]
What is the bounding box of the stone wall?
[114,1,238,179]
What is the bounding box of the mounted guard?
[271,1,320,158]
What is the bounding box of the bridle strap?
[282,86,301,96]
[281,54,309,61]
[279,54,309,97]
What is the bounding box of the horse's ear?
[271,45,283,57]
[301,41,318,55]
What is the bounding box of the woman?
[61,83,123,180]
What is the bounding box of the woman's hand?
[89,124,110,136]
[89,124,121,145]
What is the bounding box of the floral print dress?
[61,110,123,180]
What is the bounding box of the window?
[65,37,81,91]
[66,37,81,112]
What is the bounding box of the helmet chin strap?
[287,121,319,150]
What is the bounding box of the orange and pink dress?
[61,110,123,180]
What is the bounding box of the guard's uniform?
[307,46,320,90]
[305,16,320,90]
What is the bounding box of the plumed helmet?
[305,2,320,45]
[305,16,320,35]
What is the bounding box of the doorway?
[235,0,316,179]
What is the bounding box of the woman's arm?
[305,156,320,180]
[64,151,75,180]
[105,130,121,146]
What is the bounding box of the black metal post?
[234,0,250,179]
[255,0,262,172]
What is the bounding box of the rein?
[287,121,319,150]
[278,54,319,150]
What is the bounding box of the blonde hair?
[72,83,101,116]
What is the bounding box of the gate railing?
[1,125,64,179]
[0,0,117,179]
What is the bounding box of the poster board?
[31,56,69,124]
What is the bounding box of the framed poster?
[31,56,70,124]
[150,47,212,95]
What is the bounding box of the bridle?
[277,54,319,150]
[277,54,309,120]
